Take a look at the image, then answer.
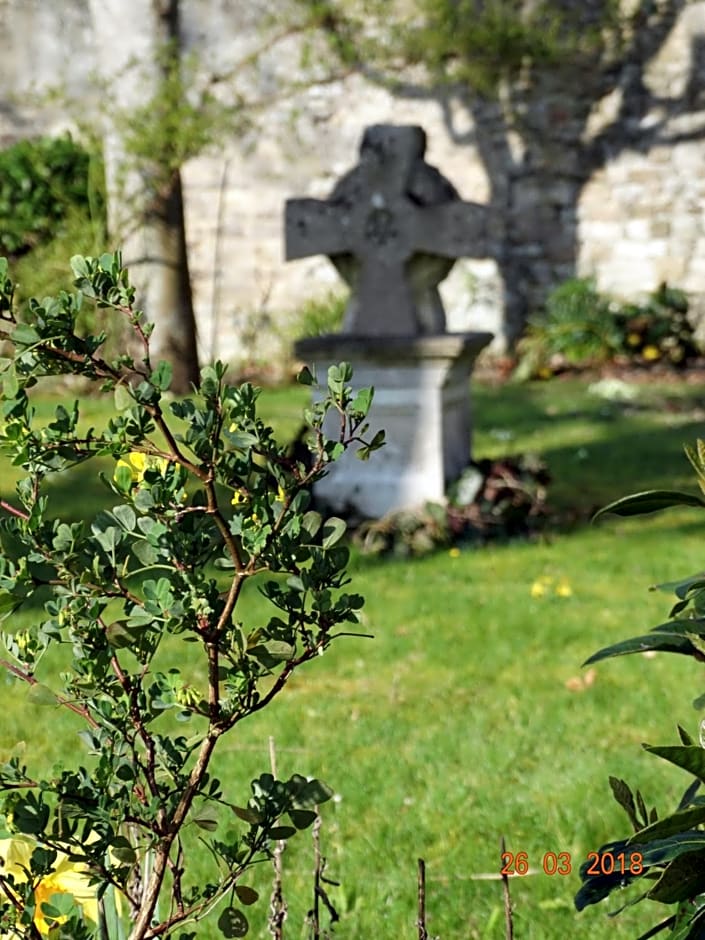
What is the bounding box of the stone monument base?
[294,332,493,519]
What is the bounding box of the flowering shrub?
[515,279,700,379]
[0,253,383,938]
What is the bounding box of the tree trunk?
[87,0,199,392]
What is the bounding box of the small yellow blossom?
[114,451,168,485]
[275,484,287,503]
[626,332,642,347]
[0,837,99,934]
[448,547,461,558]
[530,579,548,597]
[531,575,573,598]
[228,422,239,433]
[642,345,661,361]
[231,490,248,506]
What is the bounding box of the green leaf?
[114,384,132,411]
[70,255,90,279]
[217,907,249,938]
[301,510,322,540]
[322,517,346,549]
[288,808,318,829]
[191,805,219,831]
[234,885,259,906]
[248,641,295,668]
[630,805,705,845]
[112,505,136,532]
[584,633,699,666]
[647,851,705,904]
[268,825,296,840]
[151,360,173,391]
[110,836,137,865]
[609,777,640,832]
[132,540,158,567]
[652,573,705,600]
[42,892,76,918]
[232,806,263,825]
[592,490,705,521]
[297,365,314,386]
[27,683,57,706]
[0,591,19,621]
[2,364,18,398]
[106,621,143,650]
[350,387,373,415]
[11,323,40,346]
[637,830,705,867]
[643,745,705,784]
[297,778,334,808]
[114,465,134,495]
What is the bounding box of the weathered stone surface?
[0,2,704,362]
[296,334,492,517]
[288,126,494,516]
[286,125,487,337]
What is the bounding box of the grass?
[2,374,705,938]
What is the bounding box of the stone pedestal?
[295,332,493,518]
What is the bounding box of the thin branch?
[0,500,29,521]
[417,858,428,940]
[500,837,514,940]
[0,658,99,729]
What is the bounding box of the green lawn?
[2,375,705,938]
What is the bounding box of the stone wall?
[1,0,704,364]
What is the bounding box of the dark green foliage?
[0,252,381,938]
[353,454,549,555]
[516,279,702,379]
[577,440,705,938]
[0,136,103,258]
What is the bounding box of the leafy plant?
[353,454,549,556]
[0,136,104,259]
[514,278,622,379]
[575,442,705,939]
[615,283,699,368]
[516,279,702,380]
[0,252,382,938]
[294,292,348,340]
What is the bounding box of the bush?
[576,446,705,937]
[0,135,104,259]
[515,278,701,379]
[0,253,383,938]
[353,455,550,556]
[294,291,348,339]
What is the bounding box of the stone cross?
[285,124,488,336]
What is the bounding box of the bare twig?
[417,858,428,940]
[500,837,514,940]
[311,812,322,940]
[268,736,287,940]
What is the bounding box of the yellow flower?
[530,580,547,597]
[228,422,239,433]
[626,332,641,347]
[530,575,552,598]
[114,452,168,484]
[448,547,461,558]
[0,837,99,934]
[642,345,661,361]
[275,484,287,503]
[231,489,248,506]
[555,580,573,598]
